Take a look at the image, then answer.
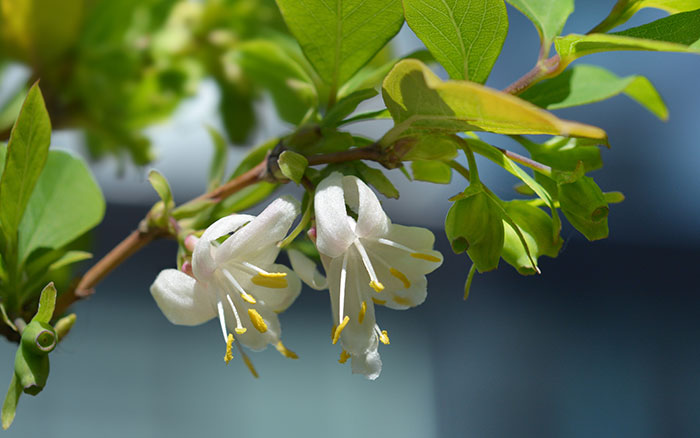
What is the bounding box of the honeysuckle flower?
[150,196,302,366]
[314,172,443,379]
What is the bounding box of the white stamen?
[226,294,245,332]
[216,300,228,343]
[354,240,382,288]
[338,251,348,323]
[237,261,269,276]
[376,238,415,253]
[222,268,247,296]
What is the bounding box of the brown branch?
[503,55,560,95]
[53,160,269,316]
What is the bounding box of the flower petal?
[216,196,300,265]
[150,269,216,326]
[288,249,327,290]
[342,175,389,239]
[193,214,254,280]
[242,263,302,313]
[315,172,357,258]
[325,252,377,355]
[350,339,382,380]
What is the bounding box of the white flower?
[150,197,302,367]
[314,172,443,379]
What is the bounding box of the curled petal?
[150,269,216,326]
[288,249,327,290]
[315,172,357,258]
[193,214,254,280]
[217,196,300,265]
[342,175,389,239]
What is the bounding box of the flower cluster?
[150,172,442,379]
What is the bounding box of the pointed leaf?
[354,163,399,199]
[275,0,404,91]
[590,0,700,33]
[381,60,607,144]
[505,0,574,47]
[1,374,21,430]
[0,83,51,250]
[147,169,174,210]
[403,0,508,83]
[206,127,228,192]
[322,89,378,127]
[520,64,668,120]
[31,282,56,324]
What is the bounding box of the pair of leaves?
[381,59,608,144]
[520,64,668,120]
[0,85,104,307]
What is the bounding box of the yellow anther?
[389,268,411,288]
[251,274,288,289]
[411,252,441,262]
[248,308,268,333]
[331,325,337,340]
[224,333,234,364]
[379,330,390,345]
[240,292,256,304]
[259,271,287,278]
[392,294,413,307]
[235,327,247,335]
[275,341,299,359]
[242,353,259,378]
[371,297,386,305]
[358,301,367,324]
[332,316,350,345]
[338,350,351,364]
[369,280,384,292]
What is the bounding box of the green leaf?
[17,150,105,264]
[215,183,280,219]
[147,169,174,210]
[590,0,700,34]
[402,134,459,161]
[501,201,562,275]
[229,40,317,124]
[445,184,504,272]
[604,191,626,204]
[30,282,56,324]
[322,89,378,127]
[206,127,228,192]
[520,64,668,120]
[554,10,700,72]
[513,135,603,173]
[465,137,563,242]
[354,163,399,199]
[558,176,609,241]
[219,82,256,144]
[403,0,508,83]
[47,251,92,272]
[1,374,21,430]
[411,160,452,184]
[381,60,607,144]
[505,0,574,48]
[278,150,309,184]
[0,83,51,251]
[0,302,16,332]
[275,0,404,92]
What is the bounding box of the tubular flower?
[150,197,302,365]
[314,172,443,379]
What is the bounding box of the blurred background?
[1,0,699,437]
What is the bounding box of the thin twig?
[503,55,561,95]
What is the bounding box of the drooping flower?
[150,196,302,367]
[313,172,443,379]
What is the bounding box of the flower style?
[150,196,302,366]
[313,172,443,379]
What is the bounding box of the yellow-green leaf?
[590,0,700,33]
[381,59,607,144]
